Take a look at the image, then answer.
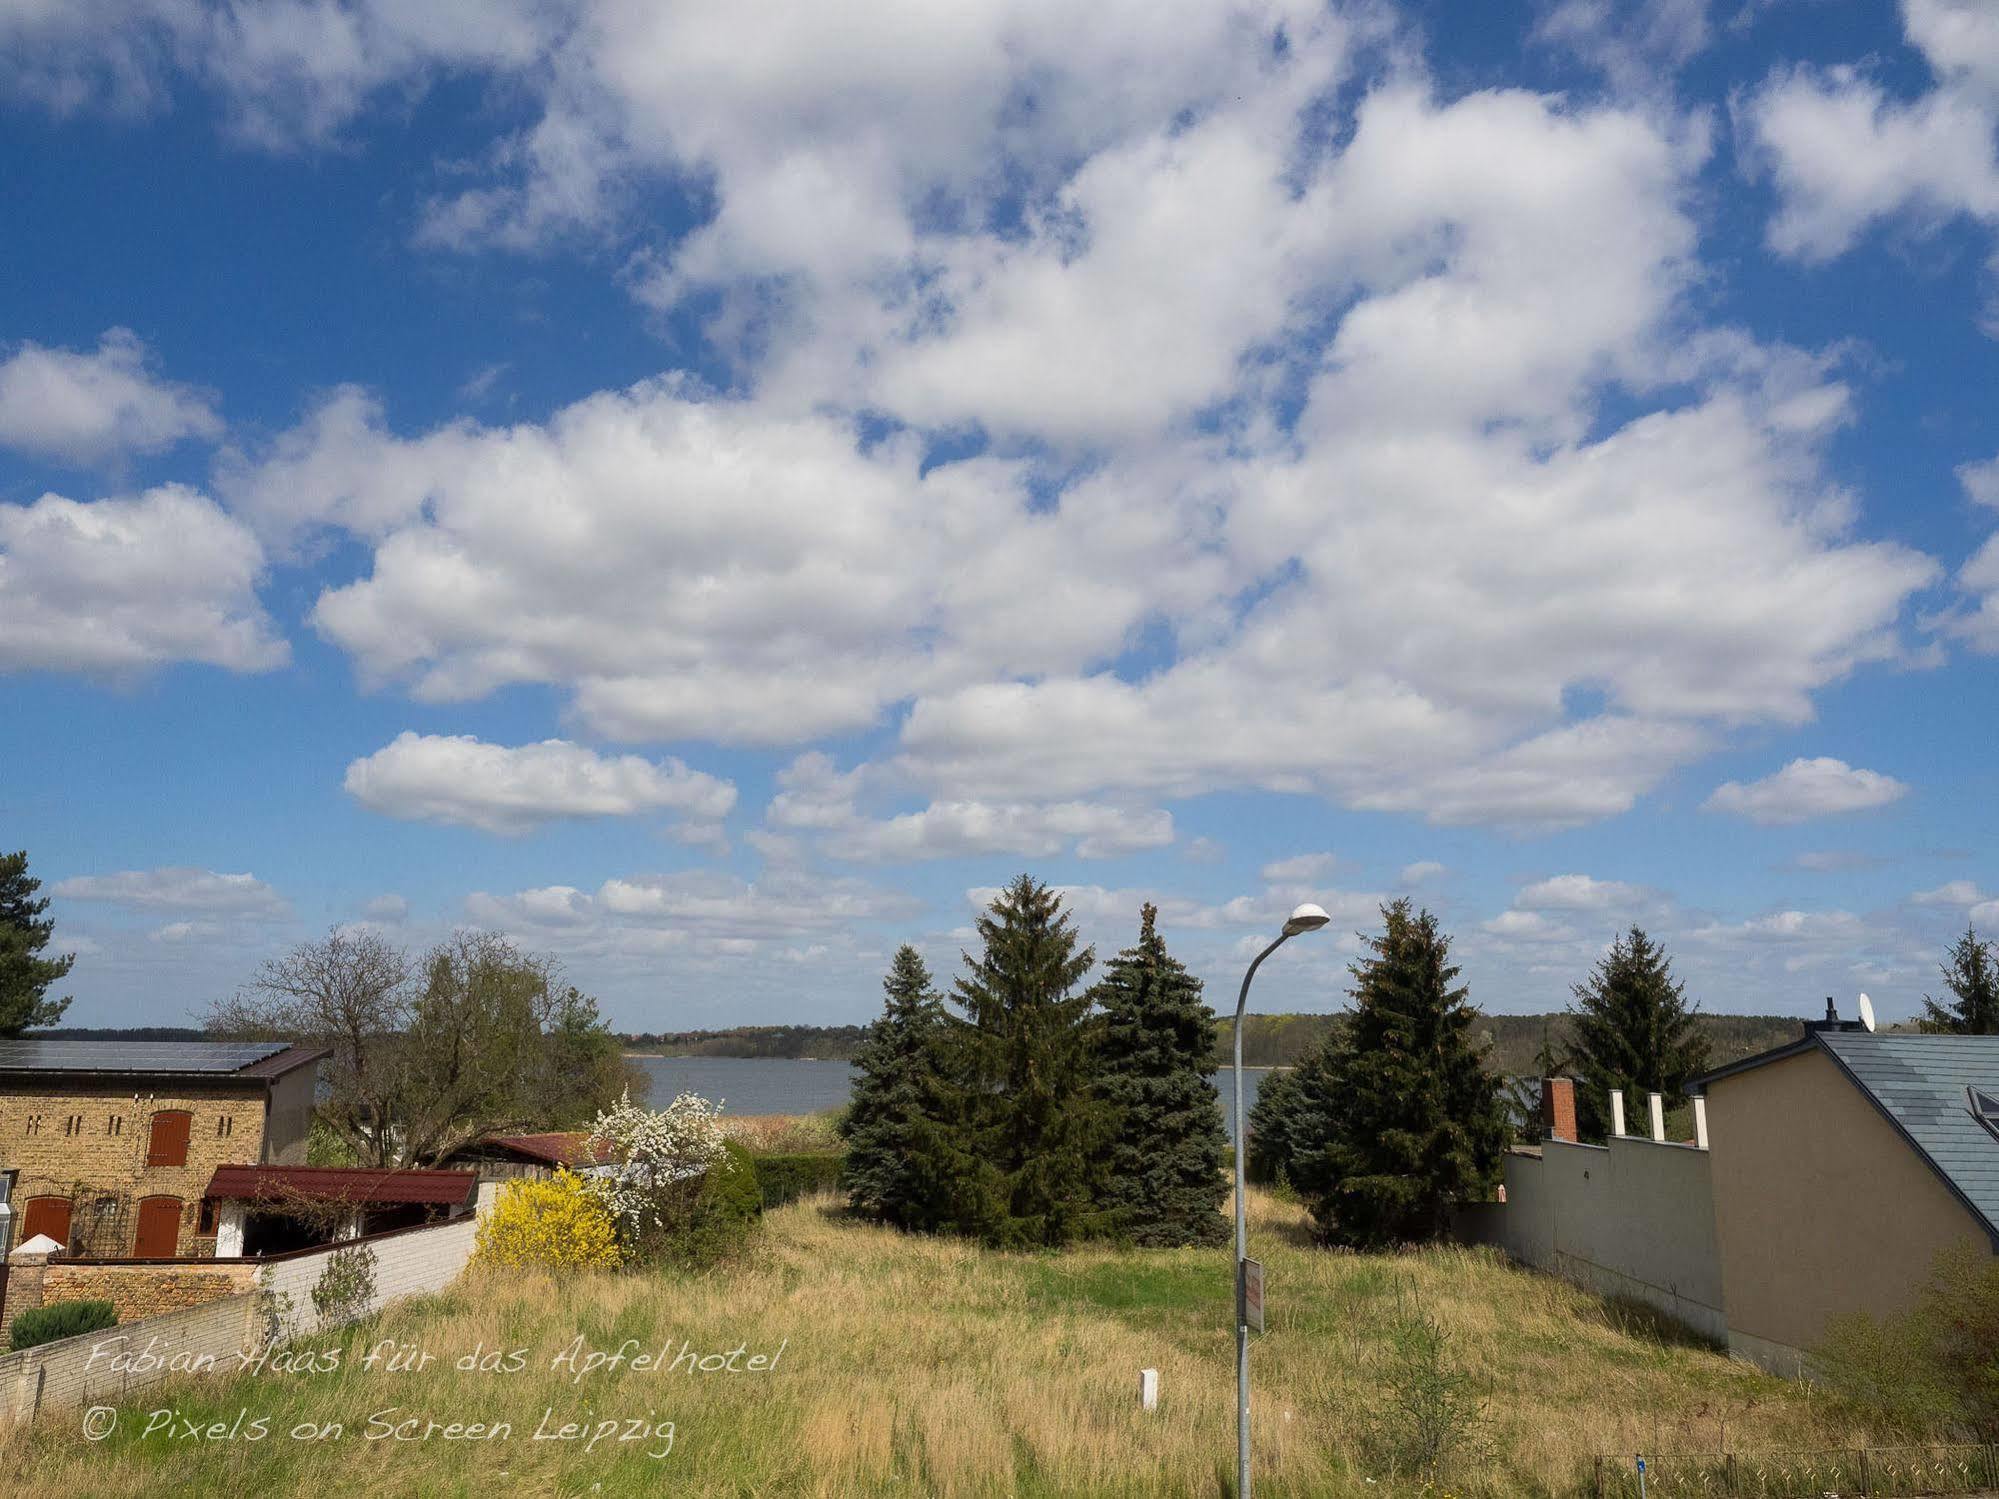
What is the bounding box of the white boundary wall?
[1,1201,487,1428]
[257,1214,480,1338]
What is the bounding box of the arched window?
[147,1109,192,1167]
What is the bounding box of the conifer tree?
[1921,925,1999,1035]
[839,944,950,1227]
[1088,903,1229,1246]
[921,874,1102,1247]
[1,850,73,1036]
[1244,1035,1338,1192]
[1307,900,1507,1248]
[1566,926,1710,1138]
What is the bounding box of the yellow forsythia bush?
[473,1170,623,1270]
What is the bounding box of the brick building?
[0,1040,326,1260]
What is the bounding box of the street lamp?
[1232,901,1329,1499]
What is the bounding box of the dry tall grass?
[715,1111,842,1153]
[2,1188,1881,1498]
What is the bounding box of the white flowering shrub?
[581,1090,728,1242]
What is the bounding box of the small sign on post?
[1241,1257,1265,1335]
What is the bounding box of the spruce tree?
[922,874,1103,1248]
[1245,1035,1338,1193]
[1566,926,1710,1139]
[840,944,950,1227]
[1,850,73,1036]
[1921,925,1999,1035]
[1307,900,1507,1249]
[1088,903,1229,1246]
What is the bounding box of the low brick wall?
[40,1262,258,1326]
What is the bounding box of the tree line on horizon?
[615,1009,1815,1071]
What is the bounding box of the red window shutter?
[135,1196,183,1258]
[21,1196,72,1248]
[148,1109,192,1167]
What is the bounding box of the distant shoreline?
[626,1052,1284,1072]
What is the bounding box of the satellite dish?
[1858,993,1877,1033]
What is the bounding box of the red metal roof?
[475,1132,611,1167]
[204,1165,477,1207]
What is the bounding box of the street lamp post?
[1233,902,1330,1499]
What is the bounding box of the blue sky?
[3,0,1998,1030]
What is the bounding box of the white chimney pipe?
[1648,1091,1666,1143]
[1693,1096,1709,1151]
[1609,1090,1626,1138]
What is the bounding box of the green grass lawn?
[1,1188,1891,1498]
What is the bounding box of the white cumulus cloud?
[1514,874,1647,910]
[343,732,736,835]
[55,866,288,916]
[0,328,220,465]
[0,485,286,676]
[1703,757,1909,826]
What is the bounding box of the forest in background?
[615,1011,1811,1072]
[32,1012,1812,1073]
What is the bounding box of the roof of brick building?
[204,1165,478,1207]
[0,1039,327,1081]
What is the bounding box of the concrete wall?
[1471,1134,1725,1343]
[0,1203,489,1427]
[1703,1046,1992,1373]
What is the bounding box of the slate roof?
[1816,1032,1999,1245]
[0,1039,325,1080]
[205,1165,478,1207]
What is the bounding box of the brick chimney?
[1540,1077,1577,1144]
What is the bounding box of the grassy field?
[3,1188,1888,1498]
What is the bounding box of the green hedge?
[643,1139,764,1270]
[754,1151,845,1208]
[9,1299,117,1351]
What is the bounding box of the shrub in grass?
[474,1170,623,1270]
[753,1150,845,1208]
[646,1139,763,1269]
[1368,1302,1489,1482]
[1815,1241,1999,1440]
[8,1299,117,1351]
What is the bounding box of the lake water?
[632,1055,1270,1138]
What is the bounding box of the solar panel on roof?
[0,1040,287,1073]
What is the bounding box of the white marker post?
[1139,1368,1159,1412]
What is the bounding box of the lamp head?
[1282,903,1332,937]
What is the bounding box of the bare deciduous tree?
[207,928,636,1167]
